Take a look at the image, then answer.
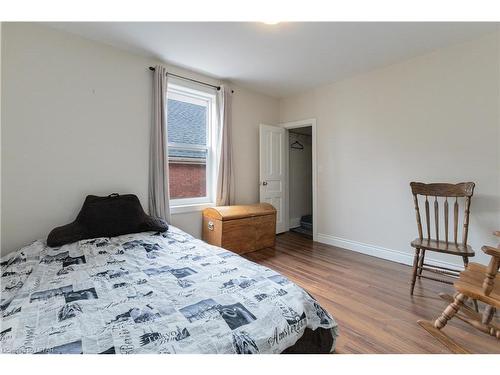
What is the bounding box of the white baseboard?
[316,233,464,271]
[289,217,301,229]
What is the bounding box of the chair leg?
[472,299,479,313]
[419,292,472,353]
[417,249,425,277]
[434,292,467,329]
[410,248,421,295]
[462,256,479,312]
[482,306,496,325]
[418,320,470,354]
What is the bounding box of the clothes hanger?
[290,140,304,150]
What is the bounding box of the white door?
[259,124,287,233]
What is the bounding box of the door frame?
[280,118,318,241]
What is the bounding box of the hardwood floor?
[244,231,499,354]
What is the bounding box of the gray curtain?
[216,85,234,206]
[148,65,171,222]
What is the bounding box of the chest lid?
[203,203,276,221]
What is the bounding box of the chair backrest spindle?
[462,196,472,246]
[454,198,459,244]
[413,195,423,240]
[425,196,430,239]
[444,198,449,244]
[434,197,439,242]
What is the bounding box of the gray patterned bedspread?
[0,226,338,354]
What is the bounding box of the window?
[167,80,216,210]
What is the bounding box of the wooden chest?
[202,203,276,254]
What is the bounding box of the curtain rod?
[148,66,234,93]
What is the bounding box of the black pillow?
[47,193,168,247]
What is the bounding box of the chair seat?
[411,238,474,256]
[454,262,500,309]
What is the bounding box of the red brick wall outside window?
[168,162,206,199]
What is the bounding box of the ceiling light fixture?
[262,21,280,25]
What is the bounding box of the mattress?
[0,226,338,354]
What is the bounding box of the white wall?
[280,32,500,267]
[1,23,279,256]
[289,131,312,226]
[231,87,280,204]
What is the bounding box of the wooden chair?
[410,182,475,295]
[418,233,500,353]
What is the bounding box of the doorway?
[282,119,317,241]
[259,119,317,240]
[287,126,313,238]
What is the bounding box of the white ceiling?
[47,22,497,98]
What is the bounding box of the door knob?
[262,181,268,186]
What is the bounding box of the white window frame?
[167,80,217,213]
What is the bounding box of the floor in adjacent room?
[244,232,499,354]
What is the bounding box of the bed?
[0,225,338,354]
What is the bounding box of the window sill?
[170,202,215,215]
